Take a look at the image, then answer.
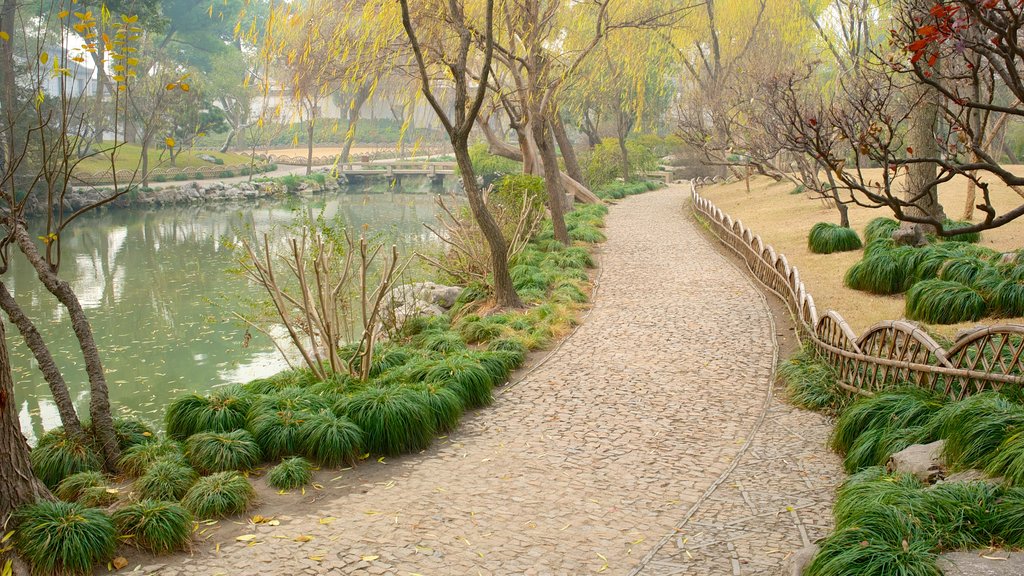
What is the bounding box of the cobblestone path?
[152,185,841,576]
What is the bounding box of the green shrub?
[297,410,363,467]
[807,222,863,254]
[247,409,307,460]
[863,217,899,243]
[55,471,108,502]
[468,143,521,183]
[30,431,102,488]
[117,440,185,478]
[14,501,117,575]
[777,346,849,415]
[134,460,198,501]
[267,457,313,490]
[249,387,332,416]
[181,471,256,519]
[165,387,252,440]
[184,430,262,474]
[112,500,194,554]
[844,251,912,294]
[905,279,987,324]
[342,386,435,456]
[568,223,606,243]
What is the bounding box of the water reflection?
[8,189,445,442]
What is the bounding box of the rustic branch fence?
[690,180,1024,399]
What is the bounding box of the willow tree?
[396,0,522,307]
[257,0,404,172]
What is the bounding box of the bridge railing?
[690,180,1024,399]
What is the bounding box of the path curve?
[151,185,840,576]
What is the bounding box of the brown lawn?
[698,170,1024,337]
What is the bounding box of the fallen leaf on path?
[361,555,379,561]
[235,534,258,542]
[112,556,128,570]
[294,535,313,543]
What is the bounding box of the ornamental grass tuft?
[14,500,117,576]
[134,459,198,502]
[808,222,863,254]
[117,440,185,478]
[54,471,107,503]
[247,409,307,461]
[905,279,987,324]
[112,500,194,554]
[342,386,435,456]
[297,410,363,467]
[164,386,252,440]
[266,456,313,490]
[930,392,1024,470]
[844,251,911,295]
[30,429,102,489]
[864,217,899,244]
[777,346,849,415]
[181,471,256,519]
[184,429,262,474]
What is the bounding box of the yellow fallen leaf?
[215,543,220,553]
[235,534,258,542]
[0,531,13,543]
[361,555,379,561]
[294,535,313,542]
[319,517,337,525]
[112,556,128,570]
[105,488,120,494]
[267,520,280,526]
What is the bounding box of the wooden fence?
[74,163,270,186]
[690,180,1024,399]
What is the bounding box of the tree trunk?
[11,223,120,470]
[0,282,83,438]
[617,132,630,182]
[0,316,51,526]
[900,75,945,238]
[581,109,601,148]
[219,128,236,154]
[140,138,150,187]
[963,174,976,221]
[452,146,522,309]
[551,114,584,186]
[531,113,571,245]
[306,116,315,176]
[340,84,372,164]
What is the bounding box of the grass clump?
[117,440,184,478]
[184,429,262,474]
[777,346,849,415]
[830,388,945,472]
[990,279,1024,317]
[30,430,102,489]
[808,222,863,254]
[54,471,108,503]
[407,383,464,433]
[942,218,982,243]
[864,217,899,243]
[165,387,252,440]
[14,500,117,576]
[844,251,912,294]
[107,417,156,450]
[408,354,495,409]
[134,460,198,502]
[411,329,467,353]
[181,471,256,519]
[297,410,363,467]
[905,279,987,324]
[342,386,435,456]
[267,457,313,490]
[247,409,307,461]
[938,256,999,288]
[112,500,194,554]
[930,392,1024,470]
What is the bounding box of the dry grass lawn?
[699,169,1024,337]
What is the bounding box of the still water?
[9,188,445,443]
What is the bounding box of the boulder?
[938,468,1003,486]
[938,551,1024,576]
[781,544,818,576]
[198,153,218,164]
[887,440,946,484]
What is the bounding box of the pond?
[8,185,448,443]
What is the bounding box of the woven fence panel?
[690,180,1024,398]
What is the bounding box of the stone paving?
[149,185,842,576]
